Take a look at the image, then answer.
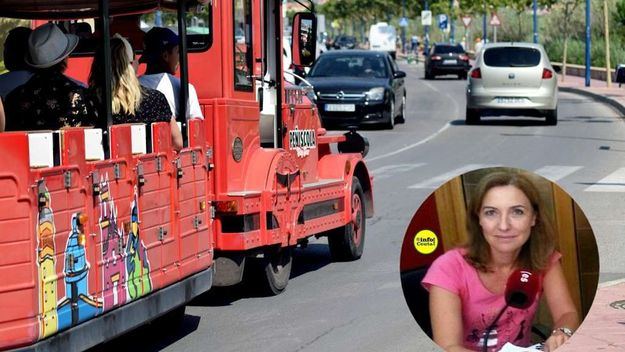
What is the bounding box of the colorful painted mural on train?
[98,176,127,310]
[36,181,58,338]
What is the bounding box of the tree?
[553,0,584,81]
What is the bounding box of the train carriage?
[0,0,374,350]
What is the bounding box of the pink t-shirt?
[422,248,561,352]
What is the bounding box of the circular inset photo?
[399,167,599,352]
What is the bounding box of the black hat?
[139,27,179,64]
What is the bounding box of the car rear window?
[434,45,464,54]
[483,47,541,67]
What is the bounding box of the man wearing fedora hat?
[138,27,203,120]
[5,23,96,131]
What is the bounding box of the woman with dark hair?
[423,170,579,352]
[88,34,182,150]
[5,23,96,131]
[0,26,33,100]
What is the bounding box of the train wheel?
[260,247,293,295]
[328,177,366,261]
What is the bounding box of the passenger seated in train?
[138,27,204,120]
[88,34,183,150]
[0,98,5,132]
[4,23,96,131]
[0,27,33,100]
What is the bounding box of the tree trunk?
[562,36,569,82]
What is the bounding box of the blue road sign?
[438,14,448,30]
[399,17,409,27]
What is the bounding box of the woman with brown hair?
[423,170,579,352]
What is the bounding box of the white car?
[466,42,558,125]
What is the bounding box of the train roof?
[0,0,204,19]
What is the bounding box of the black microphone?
[482,270,540,352]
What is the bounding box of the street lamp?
[482,1,487,42]
[533,0,538,43]
[401,0,406,53]
[424,0,430,55]
[585,0,591,86]
[450,0,455,44]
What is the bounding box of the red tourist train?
[0,0,374,350]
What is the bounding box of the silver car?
[466,42,558,125]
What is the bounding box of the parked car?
[332,35,357,50]
[305,50,406,129]
[466,42,558,125]
[424,43,470,80]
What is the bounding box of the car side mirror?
[292,12,317,67]
[553,65,562,74]
[394,71,406,79]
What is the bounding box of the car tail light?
[459,54,470,61]
[431,55,442,61]
[542,68,554,79]
[470,68,481,79]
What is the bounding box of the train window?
[233,0,253,91]
[140,5,213,52]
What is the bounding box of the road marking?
[366,65,463,164]
[584,167,625,192]
[408,164,496,189]
[370,163,426,179]
[534,165,582,182]
[366,122,451,163]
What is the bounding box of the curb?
[560,86,625,116]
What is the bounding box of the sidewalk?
[555,73,625,351]
[558,73,625,116]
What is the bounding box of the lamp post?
[450,0,455,44]
[533,0,538,43]
[585,0,591,87]
[424,0,430,55]
[482,1,487,42]
[402,0,406,53]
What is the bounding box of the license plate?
[496,97,525,104]
[443,59,457,65]
[325,104,356,112]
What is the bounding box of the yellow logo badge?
[413,230,438,255]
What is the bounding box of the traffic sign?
[399,17,409,27]
[490,13,501,27]
[438,14,448,30]
[462,15,472,28]
[421,10,432,26]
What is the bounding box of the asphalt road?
[91,62,625,352]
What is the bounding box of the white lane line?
[370,163,426,180]
[585,167,625,192]
[408,164,497,189]
[534,166,582,182]
[366,122,451,163]
[366,72,462,164]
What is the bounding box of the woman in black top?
[89,34,183,150]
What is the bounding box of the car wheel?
[396,95,406,124]
[328,177,366,261]
[546,108,558,125]
[425,70,433,80]
[385,100,395,129]
[466,108,480,125]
